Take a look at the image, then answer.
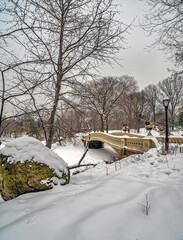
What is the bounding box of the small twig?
[106,163,109,175]
[118,160,122,169]
[137,194,152,216]
[69,163,97,170]
[114,161,117,171]
[69,125,92,170]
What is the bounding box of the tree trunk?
[171,108,174,131]
[46,18,64,148]
[171,117,174,130]
[137,115,141,133]
[101,115,105,132]
[106,116,109,133]
[46,79,61,148]
[153,108,156,124]
[0,72,5,137]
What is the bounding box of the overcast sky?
[0,0,174,90]
[99,0,173,89]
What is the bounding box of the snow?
[0,136,68,176]
[0,136,183,240]
[54,144,115,167]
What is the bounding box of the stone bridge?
[82,132,156,156]
[82,132,183,156]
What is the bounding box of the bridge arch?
[82,132,156,156]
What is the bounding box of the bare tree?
[122,90,147,132]
[143,0,183,67]
[0,65,48,137]
[1,0,130,148]
[158,73,183,129]
[133,91,147,132]
[0,2,54,137]
[74,75,136,132]
[144,84,159,123]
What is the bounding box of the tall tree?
[74,75,137,132]
[144,0,183,67]
[1,0,129,148]
[158,73,183,129]
[122,91,147,132]
[144,84,159,123]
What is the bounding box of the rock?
[0,136,70,201]
[0,155,70,201]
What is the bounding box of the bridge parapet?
[111,132,183,145]
[156,136,183,145]
[82,132,156,153]
[111,132,145,139]
[82,132,183,156]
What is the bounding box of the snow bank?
[0,136,68,177]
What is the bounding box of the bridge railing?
[84,132,122,149]
[82,132,157,152]
[82,132,183,154]
[110,132,145,139]
[156,136,183,144]
[126,138,144,150]
[111,132,183,145]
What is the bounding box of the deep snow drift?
[0,138,183,240]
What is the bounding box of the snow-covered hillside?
[0,140,183,240]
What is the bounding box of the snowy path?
[53,144,116,166]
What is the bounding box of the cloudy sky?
[0,0,173,90]
[100,0,173,89]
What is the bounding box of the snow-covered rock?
[0,136,70,201]
[0,136,68,177]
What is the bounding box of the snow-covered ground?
[0,138,183,240]
[53,143,115,167]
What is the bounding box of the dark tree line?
[2,72,183,139]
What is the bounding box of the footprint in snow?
[26,215,36,224]
[172,168,180,172]
[165,170,172,176]
[53,200,62,205]
[18,208,32,215]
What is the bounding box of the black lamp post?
[163,98,170,152]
